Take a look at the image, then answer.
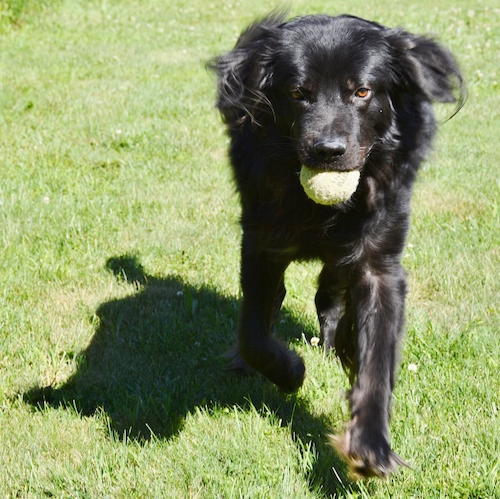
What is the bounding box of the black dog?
[209,12,464,478]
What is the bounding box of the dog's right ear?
[208,12,286,127]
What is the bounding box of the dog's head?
[210,13,464,174]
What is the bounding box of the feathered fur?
[209,13,464,478]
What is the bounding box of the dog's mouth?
[299,140,367,173]
[300,157,362,174]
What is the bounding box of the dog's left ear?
[386,29,466,110]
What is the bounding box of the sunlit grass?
[0,1,498,497]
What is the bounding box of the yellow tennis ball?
[299,166,360,205]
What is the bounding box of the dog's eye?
[355,87,371,99]
[290,88,306,101]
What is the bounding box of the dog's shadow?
[23,255,365,496]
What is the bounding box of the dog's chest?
[257,209,366,264]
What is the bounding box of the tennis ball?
[299,166,360,205]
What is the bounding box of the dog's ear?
[386,29,466,113]
[208,12,286,127]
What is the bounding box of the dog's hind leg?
[315,265,346,349]
[271,275,286,331]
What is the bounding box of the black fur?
[209,13,464,478]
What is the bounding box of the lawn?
[0,0,498,497]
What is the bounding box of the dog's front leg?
[236,236,305,393]
[332,266,409,477]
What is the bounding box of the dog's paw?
[253,341,306,393]
[328,421,410,478]
[228,341,306,393]
[265,348,306,393]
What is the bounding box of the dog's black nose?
[313,139,347,161]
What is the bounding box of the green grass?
[0,0,499,497]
